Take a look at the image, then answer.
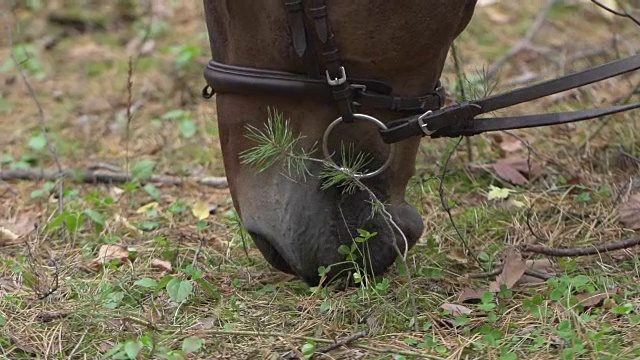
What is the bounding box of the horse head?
[202,0,478,285]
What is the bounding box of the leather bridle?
[203,0,640,178]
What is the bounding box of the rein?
[202,1,640,176]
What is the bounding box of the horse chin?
[241,185,424,286]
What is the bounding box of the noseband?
[203,0,640,178]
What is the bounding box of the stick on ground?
[0,169,228,188]
[520,238,640,257]
[312,331,368,358]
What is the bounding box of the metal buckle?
[322,113,396,179]
[417,110,434,135]
[326,66,347,86]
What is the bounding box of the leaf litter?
[618,192,640,230]
[490,156,543,186]
[489,250,528,292]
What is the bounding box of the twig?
[590,0,640,27]
[438,138,482,268]
[311,331,368,358]
[486,0,556,79]
[468,266,504,279]
[526,206,548,242]
[620,147,640,166]
[520,238,640,256]
[450,42,473,162]
[0,169,228,188]
[468,266,553,281]
[87,162,124,172]
[125,57,134,190]
[524,267,554,281]
[4,14,65,214]
[202,329,443,359]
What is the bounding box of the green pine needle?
[239,108,315,180]
[320,143,373,194]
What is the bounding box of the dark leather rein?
[202,1,640,162]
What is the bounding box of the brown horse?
[202,0,478,285]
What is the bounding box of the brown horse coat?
[203,0,478,284]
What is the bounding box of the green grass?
[1,1,640,359]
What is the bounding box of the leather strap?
[380,53,640,143]
[308,0,356,122]
[204,60,445,113]
[284,0,321,78]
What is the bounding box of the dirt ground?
[1,1,640,359]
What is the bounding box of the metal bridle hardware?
[326,66,347,86]
[322,114,396,179]
[417,110,434,135]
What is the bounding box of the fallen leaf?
[446,249,468,264]
[519,259,556,285]
[91,245,130,268]
[485,7,511,24]
[618,193,640,230]
[440,303,473,317]
[0,227,18,242]
[487,185,513,201]
[575,292,610,308]
[491,156,543,186]
[489,250,527,292]
[7,334,37,354]
[110,214,143,235]
[136,202,160,214]
[99,342,115,353]
[192,201,210,220]
[151,259,172,272]
[195,317,217,330]
[602,298,616,309]
[457,287,484,303]
[110,186,125,198]
[0,213,37,242]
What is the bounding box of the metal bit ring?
[322,113,396,179]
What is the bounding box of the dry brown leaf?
[519,259,556,285]
[0,227,19,242]
[457,287,484,303]
[491,156,543,186]
[446,249,468,264]
[575,292,610,308]
[489,250,527,292]
[110,214,143,235]
[440,303,473,317]
[90,245,130,269]
[0,213,37,243]
[151,259,172,272]
[618,193,640,230]
[7,334,38,354]
[499,137,524,152]
[485,7,511,24]
[602,298,616,309]
[195,317,217,330]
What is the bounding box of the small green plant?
[1,43,46,80]
[169,43,202,72]
[160,109,198,139]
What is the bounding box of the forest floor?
[1,1,640,359]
